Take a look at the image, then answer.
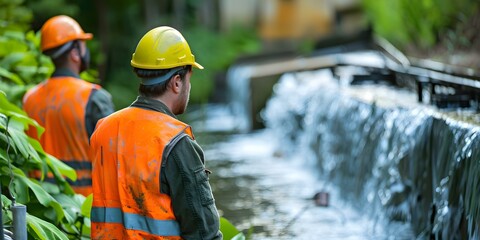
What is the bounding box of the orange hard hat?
[40,15,93,51]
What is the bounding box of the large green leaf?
[1,194,13,222]
[13,168,65,223]
[0,52,29,69]
[46,153,77,182]
[220,217,245,240]
[26,214,69,240]
[81,194,93,237]
[0,92,45,137]
[0,37,28,58]
[54,193,91,237]
[80,69,99,83]
[55,194,83,224]
[16,65,39,78]
[231,233,247,240]
[0,67,23,85]
[81,194,93,218]
[0,149,8,165]
[5,118,41,163]
[2,31,26,41]
[24,30,39,47]
[27,137,45,155]
[0,82,30,105]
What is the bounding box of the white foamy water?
[199,130,413,239]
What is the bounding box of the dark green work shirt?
[52,68,114,137]
[131,96,223,240]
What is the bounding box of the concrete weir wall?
[263,69,480,239]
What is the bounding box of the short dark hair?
[42,41,78,67]
[135,65,192,98]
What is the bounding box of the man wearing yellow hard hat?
[89,26,223,239]
[23,15,114,196]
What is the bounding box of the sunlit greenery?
[0,0,53,105]
[1,1,91,239]
[362,0,479,50]
[184,26,260,104]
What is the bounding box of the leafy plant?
[1,91,92,239]
[220,217,247,240]
[184,25,261,104]
[0,17,54,105]
[1,0,92,239]
[362,0,480,50]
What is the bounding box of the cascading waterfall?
[226,64,254,132]
[262,69,480,239]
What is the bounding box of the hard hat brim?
[78,33,93,40]
[193,62,204,70]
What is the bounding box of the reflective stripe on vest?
[91,207,181,236]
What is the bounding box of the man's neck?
[153,95,174,113]
[51,67,80,78]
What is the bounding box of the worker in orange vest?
[23,15,114,196]
[90,26,223,239]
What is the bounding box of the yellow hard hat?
[131,26,203,70]
[41,15,93,51]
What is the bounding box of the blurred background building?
[220,0,365,50]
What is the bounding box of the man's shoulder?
[75,78,102,90]
[90,87,113,103]
[169,133,201,156]
[23,81,47,103]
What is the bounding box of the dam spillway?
[262,69,480,239]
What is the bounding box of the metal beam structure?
[240,39,480,110]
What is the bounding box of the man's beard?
[79,47,90,72]
[175,83,190,115]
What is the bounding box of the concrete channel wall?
[263,70,480,239]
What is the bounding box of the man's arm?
[85,88,114,138]
[162,137,222,240]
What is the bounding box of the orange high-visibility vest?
[23,76,100,196]
[90,107,193,239]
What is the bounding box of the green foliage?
[0,0,54,105]
[220,217,246,240]
[362,0,480,49]
[184,26,261,104]
[0,0,33,33]
[0,30,53,88]
[80,69,100,84]
[1,1,91,239]
[25,0,78,22]
[0,91,91,239]
[26,214,69,240]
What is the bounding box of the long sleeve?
[161,137,223,240]
[85,88,114,138]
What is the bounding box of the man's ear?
[170,75,182,94]
[70,47,81,63]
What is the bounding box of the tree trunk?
[198,0,215,30]
[143,0,162,28]
[94,0,109,84]
[173,0,186,30]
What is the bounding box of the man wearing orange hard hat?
[89,26,222,239]
[23,15,114,196]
